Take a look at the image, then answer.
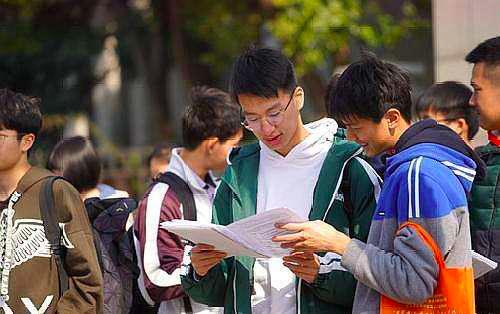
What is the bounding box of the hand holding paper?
[160,207,307,258]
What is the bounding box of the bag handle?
[398,221,445,269]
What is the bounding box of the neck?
[179,148,209,181]
[81,188,101,201]
[276,121,310,156]
[392,122,411,148]
[0,158,31,201]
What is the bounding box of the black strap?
[154,172,197,221]
[154,172,196,313]
[39,176,69,297]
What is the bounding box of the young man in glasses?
[0,88,103,312]
[414,81,479,147]
[181,47,380,314]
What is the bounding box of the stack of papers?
[160,207,306,258]
[472,250,498,279]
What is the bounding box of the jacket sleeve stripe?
[407,158,417,219]
[143,183,182,287]
[441,160,476,176]
[355,156,382,203]
[414,157,423,218]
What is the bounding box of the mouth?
[264,134,282,146]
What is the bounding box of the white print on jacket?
[1,295,53,314]
[0,216,75,270]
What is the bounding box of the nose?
[469,93,476,107]
[346,128,357,141]
[260,118,275,135]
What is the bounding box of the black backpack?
[40,176,140,314]
[84,196,138,314]
[152,171,197,313]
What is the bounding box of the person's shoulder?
[228,142,260,163]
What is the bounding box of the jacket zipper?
[297,147,363,314]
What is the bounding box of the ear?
[19,133,35,153]
[383,108,403,130]
[295,86,305,110]
[203,137,220,155]
[455,118,469,139]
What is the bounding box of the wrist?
[335,234,352,255]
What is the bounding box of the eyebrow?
[243,102,282,115]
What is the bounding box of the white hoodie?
[252,118,338,314]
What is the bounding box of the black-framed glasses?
[241,87,297,131]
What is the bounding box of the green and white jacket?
[181,130,380,314]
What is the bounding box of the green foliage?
[181,1,262,76]
[268,0,428,75]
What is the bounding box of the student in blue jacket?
[274,52,486,313]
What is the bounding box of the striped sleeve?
[134,183,186,303]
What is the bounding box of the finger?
[274,222,305,231]
[192,252,227,261]
[272,233,302,243]
[285,251,314,260]
[192,243,215,251]
[283,263,317,276]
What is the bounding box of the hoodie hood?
[259,118,337,165]
[386,119,486,194]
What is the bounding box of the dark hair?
[324,73,341,118]
[414,81,478,140]
[466,36,500,82]
[230,46,297,102]
[147,142,172,166]
[329,52,412,123]
[0,88,42,136]
[466,36,500,65]
[182,86,241,150]
[47,136,101,193]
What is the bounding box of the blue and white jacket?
[341,120,485,313]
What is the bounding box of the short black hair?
[329,52,412,123]
[230,46,297,102]
[325,73,341,118]
[414,81,478,140]
[47,136,101,193]
[466,36,500,65]
[466,36,500,82]
[0,88,42,136]
[182,86,241,150]
[147,142,172,166]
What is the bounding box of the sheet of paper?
[472,250,498,279]
[222,207,307,257]
[160,207,306,258]
[160,220,266,257]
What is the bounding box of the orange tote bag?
[380,221,475,314]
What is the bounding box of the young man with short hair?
[414,81,478,146]
[0,88,103,312]
[134,86,243,313]
[466,36,500,314]
[273,53,484,313]
[181,47,380,314]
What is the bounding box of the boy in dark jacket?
[274,53,484,313]
[0,89,103,313]
[466,36,500,314]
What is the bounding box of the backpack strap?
[39,176,69,297]
[155,172,197,221]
